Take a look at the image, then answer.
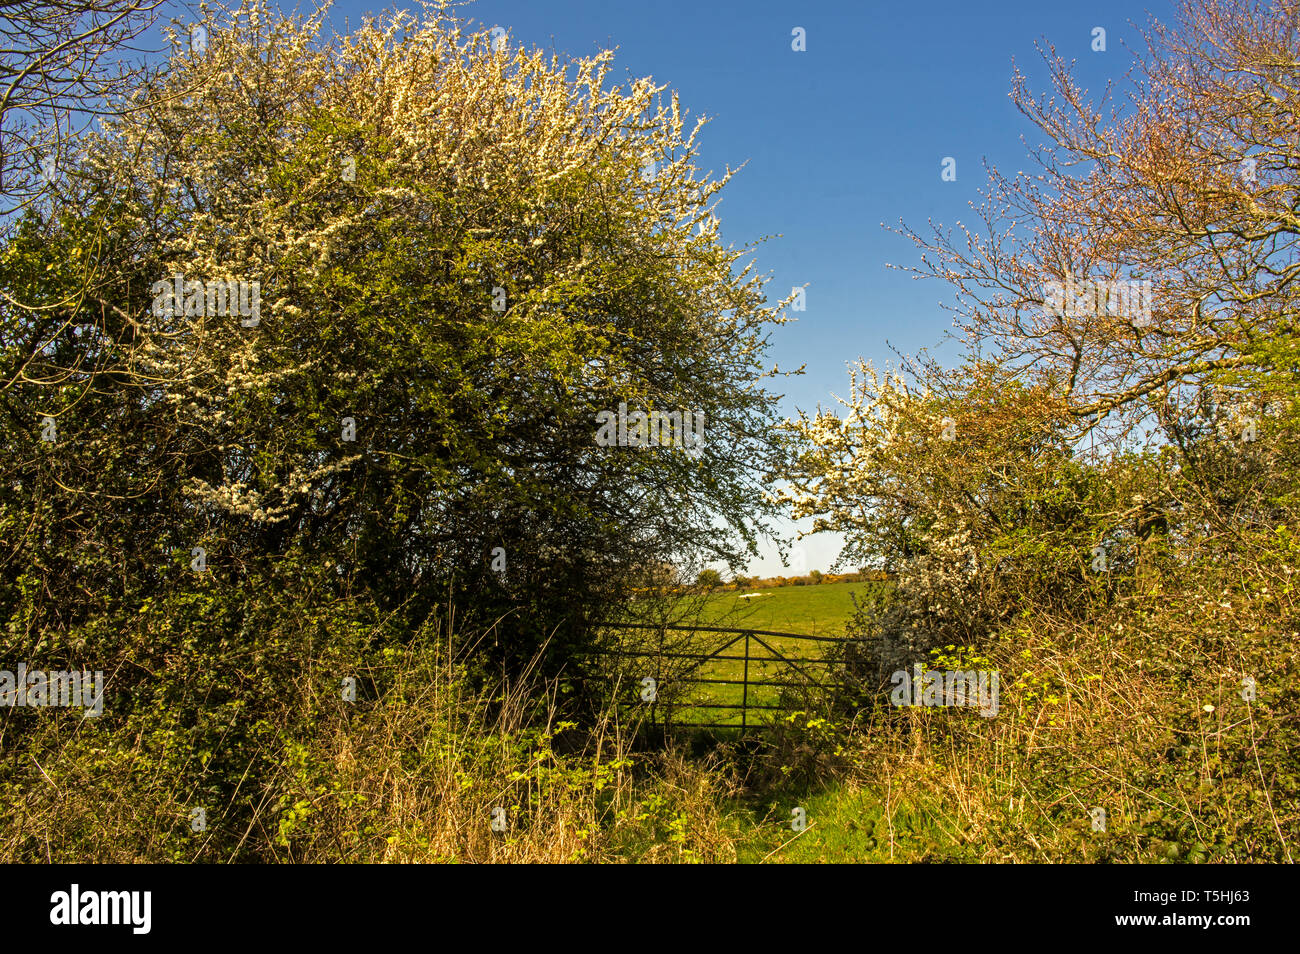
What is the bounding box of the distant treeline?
[637,568,891,597]
[729,569,892,589]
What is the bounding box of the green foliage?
[695,568,723,588]
[0,1,788,861]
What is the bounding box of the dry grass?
[0,619,744,863]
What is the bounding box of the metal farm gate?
[582,622,847,731]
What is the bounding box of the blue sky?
[281,0,1175,574]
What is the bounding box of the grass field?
[695,580,879,636]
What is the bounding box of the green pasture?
[695,580,879,636]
